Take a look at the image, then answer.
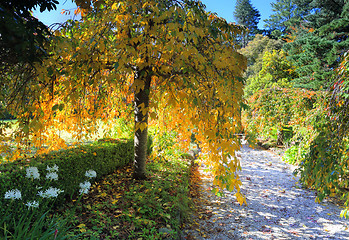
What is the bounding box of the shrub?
[295,51,349,217]
[243,87,323,146]
[0,138,134,214]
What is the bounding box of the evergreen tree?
[233,0,261,47]
[264,0,310,39]
[284,0,349,90]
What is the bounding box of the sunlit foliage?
[0,0,247,202]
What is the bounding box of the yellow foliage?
[1,0,247,203]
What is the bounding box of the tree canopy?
[264,0,309,39]
[0,0,58,65]
[1,0,247,203]
[284,0,349,89]
[233,0,261,47]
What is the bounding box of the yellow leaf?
[112,3,120,10]
[77,223,86,232]
[77,224,86,228]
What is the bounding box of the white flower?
[46,164,59,172]
[25,200,39,208]
[79,181,91,195]
[38,187,64,198]
[85,170,97,178]
[26,167,40,180]
[46,172,58,181]
[4,189,22,200]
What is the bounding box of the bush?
[295,51,349,217]
[243,87,322,146]
[0,138,134,215]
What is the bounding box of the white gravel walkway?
[183,144,349,240]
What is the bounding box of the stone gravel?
[182,144,349,240]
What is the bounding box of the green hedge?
[0,138,134,214]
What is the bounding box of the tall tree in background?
[264,0,309,39]
[284,0,349,89]
[239,34,284,96]
[233,0,261,47]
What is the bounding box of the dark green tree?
[0,0,59,119]
[0,0,59,65]
[284,0,349,90]
[264,0,310,39]
[233,0,261,47]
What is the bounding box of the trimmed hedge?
[0,138,134,213]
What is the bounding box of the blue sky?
[33,0,273,29]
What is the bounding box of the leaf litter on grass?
[60,155,192,239]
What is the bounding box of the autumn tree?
[1,0,247,202]
[294,51,349,217]
[239,34,283,96]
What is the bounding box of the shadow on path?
[183,144,349,240]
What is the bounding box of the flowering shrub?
[1,164,95,239]
[85,169,97,178]
[26,167,40,180]
[0,138,133,206]
[38,187,64,198]
[25,200,39,209]
[79,181,92,195]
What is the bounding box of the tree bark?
[133,67,151,180]
[276,128,284,146]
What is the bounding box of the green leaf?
[58,104,64,111]
[52,104,59,111]
[114,62,119,70]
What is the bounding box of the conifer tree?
[284,0,349,89]
[233,0,261,47]
[264,0,309,39]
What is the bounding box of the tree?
[233,0,261,47]
[284,0,349,89]
[294,51,349,216]
[0,0,58,65]
[264,0,309,39]
[246,49,297,96]
[1,0,247,203]
[244,87,320,145]
[239,34,284,96]
[0,0,59,124]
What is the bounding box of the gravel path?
[183,144,349,240]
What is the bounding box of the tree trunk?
[133,67,151,180]
[276,128,284,146]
